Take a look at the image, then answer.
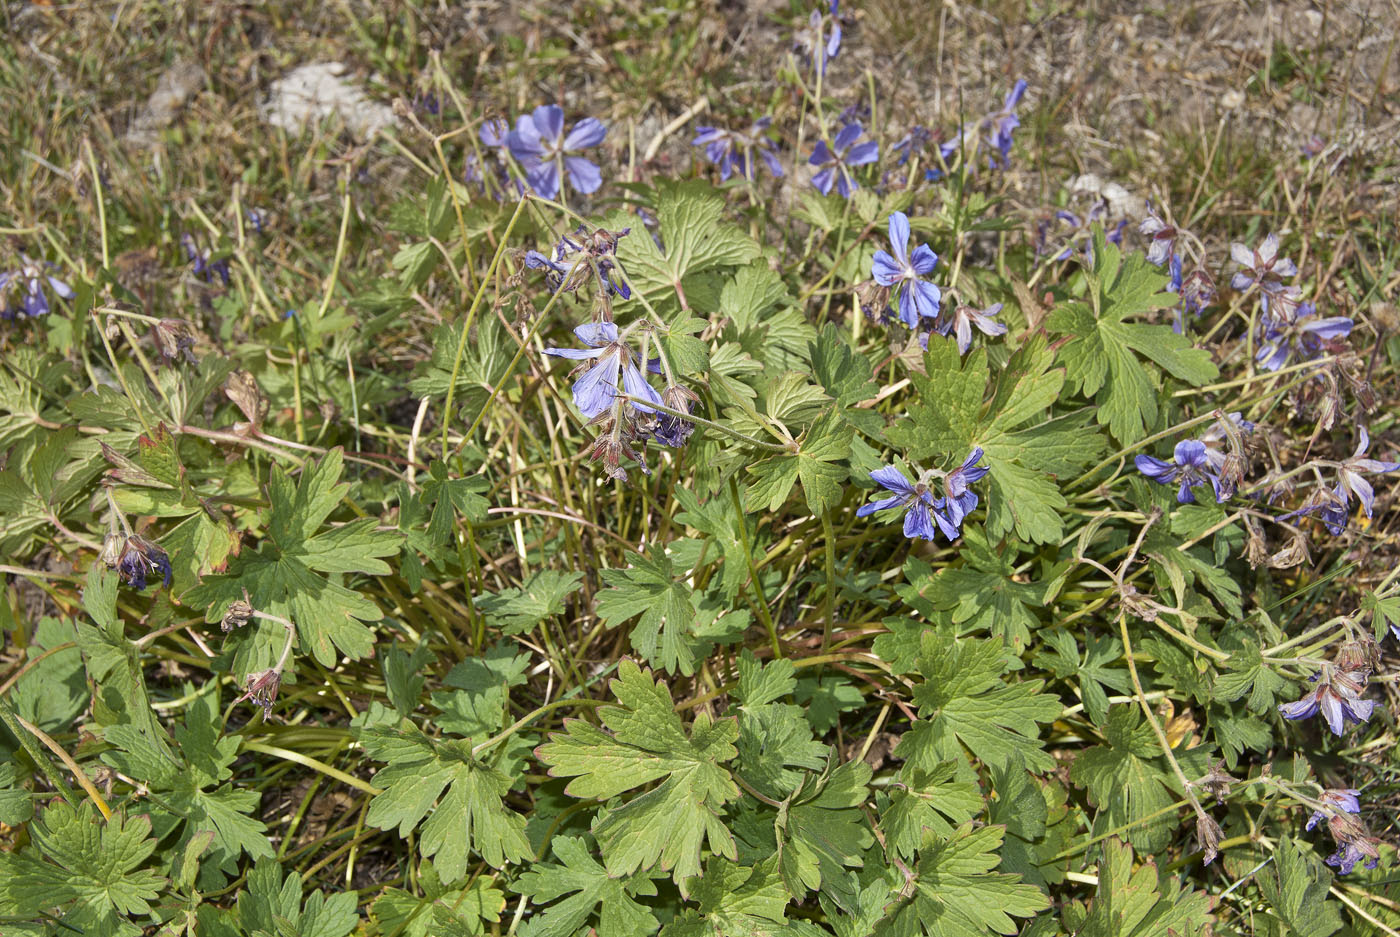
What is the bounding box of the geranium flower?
[870,212,940,327]
[507,105,606,199]
[543,322,661,418]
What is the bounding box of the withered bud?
[1335,634,1381,677]
[1196,813,1224,865]
[236,668,282,720]
[224,370,267,433]
[1243,516,1270,569]
[1117,582,1158,622]
[1195,760,1237,805]
[1268,531,1312,569]
[221,599,255,633]
[99,532,125,568]
[153,318,199,364]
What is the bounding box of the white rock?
[260,62,396,140]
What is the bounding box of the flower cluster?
[525,225,632,300]
[1227,233,1352,372]
[1136,413,1253,504]
[856,449,989,542]
[793,0,841,75]
[1139,205,1217,333]
[1,253,73,319]
[932,80,1028,176]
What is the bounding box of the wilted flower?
[1139,205,1179,267]
[507,105,606,199]
[1135,440,1228,504]
[1195,761,1237,805]
[1326,813,1382,875]
[153,318,198,364]
[1230,233,1297,293]
[939,302,1007,355]
[1278,662,1374,736]
[543,322,661,418]
[181,234,230,286]
[1307,789,1362,832]
[1196,813,1224,865]
[1280,485,1351,537]
[109,534,173,591]
[651,383,700,448]
[0,253,74,318]
[890,126,931,166]
[236,668,282,720]
[809,123,878,198]
[692,118,784,182]
[1256,301,1352,372]
[870,212,940,327]
[525,225,631,299]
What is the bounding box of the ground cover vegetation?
[2,0,1400,934]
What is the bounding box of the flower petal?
[886,212,911,265]
[531,105,565,143]
[869,465,916,496]
[564,155,603,194]
[564,117,606,151]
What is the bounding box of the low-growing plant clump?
[2,2,1400,935]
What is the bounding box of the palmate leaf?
[537,660,741,891]
[196,857,359,937]
[745,409,852,517]
[597,545,700,675]
[372,860,506,937]
[1046,225,1218,444]
[662,857,796,937]
[904,628,1061,773]
[1257,836,1344,937]
[0,802,166,937]
[359,719,532,883]
[878,824,1050,937]
[514,835,661,937]
[1074,838,1213,937]
[186,448,402,669]
[1067,705,1179,855]
[887,335,1104,543]
[879,761,984,862]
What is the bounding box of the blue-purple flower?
[1335,427,1400,521]
[0,253,74,319]
[692,118,784,182]
[870,212,940,327]
[809,123,878,198]
[1139,206,1178,267]
[857,450,989,542]
[525,226,631,299]
[939,302,1007,355]
[1230,233,1297,293]
[1307,789,1362,832]
[182,234,230,286]
[984,79,1028,169]
[940,448,990,527]
[856,465,958,542]
[507,105,606,200]
[793,1,841,74]
[110,534,173,591]
[543,322,661,418]
[1278,663,1373,736]
[890,126,931,167]
[1135,440,1228,504]
[1255,301,1352,372]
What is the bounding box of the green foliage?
[187,448,402,670]
[0,803,165,937]
[1047,226,1218,444]
[359,718,532,883]
[888,335,1104,543]
[538,660,741,889]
